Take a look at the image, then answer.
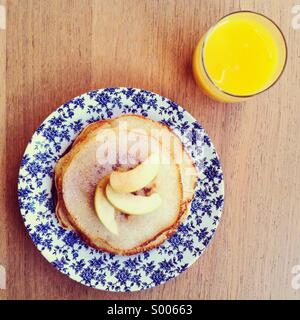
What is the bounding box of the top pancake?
[55,115,198,255]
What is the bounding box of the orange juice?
[193,11,287,102]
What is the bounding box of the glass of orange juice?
[193,11,287,103]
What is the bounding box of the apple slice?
[94,176,118,235]
[110,153,160,193]
[106,183,162,215]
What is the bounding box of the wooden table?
[1,0,300,300]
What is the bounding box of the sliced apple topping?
[94,153,162,231]
[94,176,118,235]
[106,183,162,215]
[109,153,160,193]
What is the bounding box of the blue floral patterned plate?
[18,88,224,292]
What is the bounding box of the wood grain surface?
[0,0,6,301]
[1,0,300,300]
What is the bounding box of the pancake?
[55,161,73,229]
[61,129,183,255]
[54,115,198,255]
[55,121,111,230]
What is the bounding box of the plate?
[18,87,224,292]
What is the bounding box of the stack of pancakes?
[55,115,198,255]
